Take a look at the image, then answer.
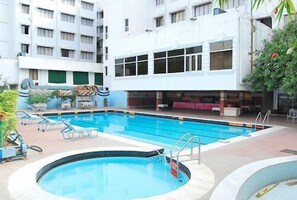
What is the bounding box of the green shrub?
[0,91,18,147]
[26,95,49,105]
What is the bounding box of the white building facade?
[0,0,103,87]
[102,0,292,114]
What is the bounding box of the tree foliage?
[244,20,297,95]
[217,0,296,21]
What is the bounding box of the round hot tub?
[38,155,189,200]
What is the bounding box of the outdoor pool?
[38,155,189,200]
[49,112,255,148]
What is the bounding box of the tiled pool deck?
[1,108,297,200]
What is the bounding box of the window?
[81,17,93,26]
[99,26,103,33]
[156,16,164,27]
[105,66,108,76]
[61,32,75,41]
[61,49,75,58]
[38,8,54,18]
[37,46,53,56]
[61,13,75,23]
[185,46,202,71]
[171,10,185,23]
[210,40,232,70]
[21,25,29,34]
[61,0,75,6]
[168,49,184,73]
[37,28,54,38]
[154,52,166,74]
[81,35,93,44]
[21,44,29,53]
[94,73,103,85]
[256,17,272,28]
[29,69,38,80]
[97,55,103,63]
[154,46,202,74]
[97,39,103,51]
[80,51,93,60]
[22,4,30,14]
[73,72,89,85]
[223,0,245,9]
[105,26,108,39]
[156,0,164,6]
[99,11,104,18]
[81,1,94,11]
[194,3,212,17]
[105,47,108,60]
[48,70,66,83]
[125,18,129,32]
[115,54,148,77]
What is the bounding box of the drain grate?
[280,149,297,155]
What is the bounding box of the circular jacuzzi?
[210,156,297,200]
[37,155,189,200]
[9,147,215,200]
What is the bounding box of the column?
[220,91,227,116]
[156,91,163,111]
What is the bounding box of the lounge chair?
[287,109,297,122]
[17,111,42,125]
[37,116,64,132]
[60,119,98,141]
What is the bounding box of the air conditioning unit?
[213,8,226,15]
[33,80,39,86]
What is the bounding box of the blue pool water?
[50,112,255,148]
[38,156,189,200]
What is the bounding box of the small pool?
[48,112,255,148]
[38,156,189,200]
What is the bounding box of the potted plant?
[0,90,18,160]
[26,94,50,111]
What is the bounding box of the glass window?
[125,18,129,32]
[81,1,94,11]
[29,69,38,80]
[194,3,212,17]
[186,46,202,54]
[37,28,54,38]
[61,32,75,41]
[138,62,148,75]
[154,59,166,74]
[171,10,185,23]
[125,63,136,76]
[48,70,66,83]
[223,0,245,9]
[115,64,124,77]
[80,51,93,60]
[61,0,75,6]
[156,16,164,27]
[38,8,54,18]
[94,73,103,85]
[156,0,164,6]
[61,13,75,23]
[210,51,232,70]
[21,44,29,53]
[168,57,184,73]
[168,49,184,57]
[81,17,93,27]
[61,49,74,58]
[21,25,29,34]
[99,11,104,18]
[22,4,30,14]
[81,35,93,44]
[73,72,89,85]
[37,46,53,56]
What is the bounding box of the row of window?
[29,69,103,85]
[114,41,233,77]
[22,25,94,43]
[22,44,94,60]
[21,1,94,15]
[154,0,245,27]
[22,6,94,26]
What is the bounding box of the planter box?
[0,147,16,159]
[224,107,241,117]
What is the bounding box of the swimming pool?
[49,112,255,148]
[38,155,189,200]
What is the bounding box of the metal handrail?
[170,133,192,163]
[262,112,269,127]
[170,134,201,178]
[254,112,262,129]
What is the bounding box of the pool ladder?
[254,112,270,130]
[169,133,201,178]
